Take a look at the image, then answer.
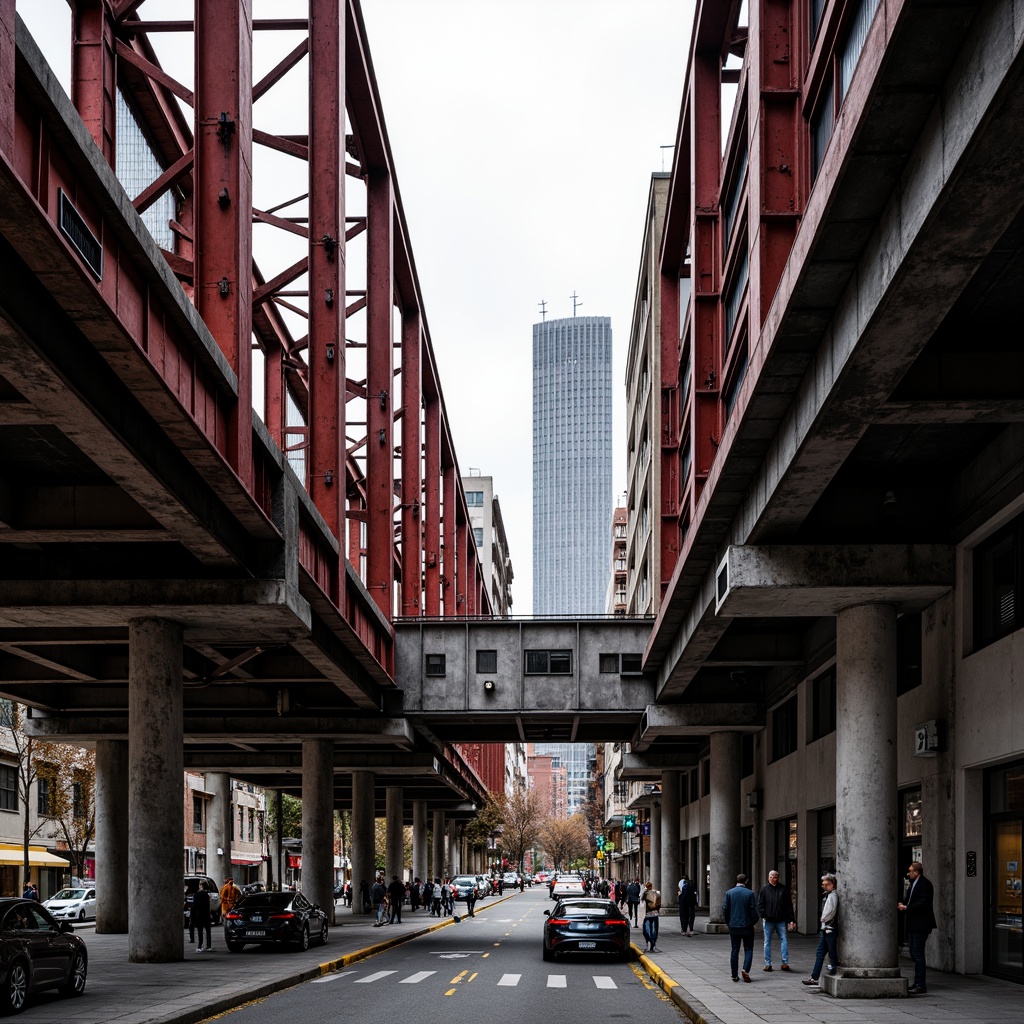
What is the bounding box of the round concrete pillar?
[660,770,680,908]
[95,739,128,933]
[302,739,335,921]
[350,771,376,914]
[128,618,183,962]
[650,802,662,887]
[386,786,404,880]
[432,810,445,880]
[828,603,905,996]
[448,818,460,875]
[707,731,741,932]
[207,772,232,884]
[412,800,428,882]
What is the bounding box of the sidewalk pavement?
[637,912,1022,1024]
[22,897,1024,1024]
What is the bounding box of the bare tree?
[539,814,591,870]
[2,701,44,886]
[33,743,96,881]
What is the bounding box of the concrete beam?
[183,750,442,773]
[715,545,954,617]
[24,714,415,744]
[632,702,763,751]
[618,750,701,779]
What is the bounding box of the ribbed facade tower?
[532,316,613,615]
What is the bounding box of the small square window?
[549,650,572,674]
[476,650,497,673]
[599,653,618,674]
[425,653,446,676]
[620,653,642,674]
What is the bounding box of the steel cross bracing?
[0,0,492,810]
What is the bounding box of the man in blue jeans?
[723,874,759,982]
[803,873,839,986]
[898,861,936,994]
[756,870,795,970]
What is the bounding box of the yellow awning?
[0,844,71,867]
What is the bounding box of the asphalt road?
[209,888,686,1024]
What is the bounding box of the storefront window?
[903,791,922,839]
[988,762,1024,982]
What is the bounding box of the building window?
[620,653,643,675]
[974,513,1021,650]
[37,775,52,816]
[476,650,497,673]
[599,654,618,674]
[810,0,826,40]
[897,613,922,694]
[0,765,16,812]
[770,696,798,762]
[812,668,836,740]
[902,789,922,839]
[466,491,484,506]
[193,794,205,832]
[239,806,244,840]
[249,807,255,842]
[0,700,14,729]
[473,527,484,547]
[811,78,835,179]
[425,654,446,676]
[723,342,749,419]
[818,807,836,875]
[690,769,700,802]
[524,650,572,675]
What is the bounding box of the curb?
[633,943,723,1024]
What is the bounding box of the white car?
[551,875,585,900]
[44,886,97,921]
[502,872,520,887]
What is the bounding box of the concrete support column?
[412,800,428,882]
[650,803,662,889]
[208,773,232,883]
[386,786,404,880]
[448,818,460,875]
[661,771,680,909]
[270,790,284,891]
[302,739,335,922]
[706,731,741,933]
[825,603,905,997]
[95,739,128,933]
[432,810,445,879]
[350,771,376,915]
[128,618,183,962]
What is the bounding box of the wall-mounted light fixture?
[483,680,496,693]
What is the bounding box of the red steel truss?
[1,0,490,682]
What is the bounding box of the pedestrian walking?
[756,870,795,970]
[219,877,242,923]
[678,874,698,936]
[803,873,839,986]
[370,876,387,926]
[626,877,641,926]
[723,874,759,982]
[898,861,936,994]
[387,875,405,924]
[410,877,421,912]
[192,886,213,952]
[641,881,661,952]
[431,878,443,916]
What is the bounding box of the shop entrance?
[988,762,1024,982]
[898,789,923,949]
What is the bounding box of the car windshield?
[452,877,476,886]
[51,889,87,900]
[237,893,292,909]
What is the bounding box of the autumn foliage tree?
[34,743,96,881]
[539,814,591,870]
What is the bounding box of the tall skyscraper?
[532,743,595,817]
[532,315,613,615]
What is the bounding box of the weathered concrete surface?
[706,732,741,933]
[350,771,375,915]
[95,739,129,933]
[632,703,763,751]
[302,739,335,923]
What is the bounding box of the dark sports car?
[0,897,88,1014]
[223,891,329,952]
[542,898,631,962]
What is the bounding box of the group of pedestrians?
[717,862,936,994]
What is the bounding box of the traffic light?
[596,834,605,849]
[623,814,636,832]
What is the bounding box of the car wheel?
[296,925,309,952]
[319,922,329,945]
[59,951,87,997]
[226,941,244,953]
[542,943,553,962]
[2,958,28,1014]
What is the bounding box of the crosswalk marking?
[354,970,397,983]
[497,974,521,986]
[311,971,355,984]
[327,969,626,989]
[399,971,436,984]
[547,975,567,988]
[594,976,617,989]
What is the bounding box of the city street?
[203,888,683,1024]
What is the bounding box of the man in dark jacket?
[723,874,759,982]
[678,875,698,936]
[898,861,937,993]
[387,875,405,924]
[370,875,387,925]
[625,878,642,926]
[757,870,795,971]
[191,886,212,952]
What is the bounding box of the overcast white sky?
[19,0,697,614]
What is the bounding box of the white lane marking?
[400,971,436,984]
[311,971,356,984]
[547,975,567,988]
[594,976,617,989]
[354,970,398,983]
[497,974,521,986]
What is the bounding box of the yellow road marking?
[445,988,457,996]
[493,942,501,947]
[467,972,478,983]
[482,952,490,958]
[450,970,468,984]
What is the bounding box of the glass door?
[990,818,1022,980]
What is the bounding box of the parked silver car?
[43,887,97,922]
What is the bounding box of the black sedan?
[223,891,328,952]
[0,898,88,1013]
[542,898,631,962]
